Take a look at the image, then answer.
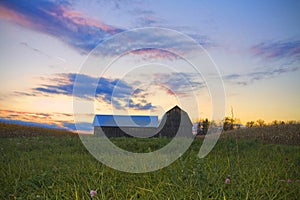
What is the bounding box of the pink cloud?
[128,48,180,61]
[0,1,123,52]
[59,6,119,34]
[0,5,36,28]
[0,109,73,127]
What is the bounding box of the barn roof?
[166,105,187,113]
[93,115,159,127]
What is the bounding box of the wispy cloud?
[223,65,300,86]
[0,109,52,119]
[91,27,215,61]
[0,0,124,53]
[128,6,213,49]
[135,14,165,27]
[250,40,300,60]
[152,72,206,96]
[128,48,180,61]
[225,40,300,86]
[19,42,66,62]
[0,109,76,130]
[0,118,64,130]
[0,110,92,132]
[128,2,164,27]
[13,91,38,97]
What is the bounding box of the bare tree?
[256,119,265,126]
[246,121,255,127]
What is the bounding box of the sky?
[0,0,300,133]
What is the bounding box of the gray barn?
[93,106,193,138]
[158,105,193,138]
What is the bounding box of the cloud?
[153,72,206,96]
[87,27,206,58]
[13,91,37,97]
[128,48,180,61]
[135,15,165,27]
[0,109,52,118]
[127,3,164,27]
[0,1,124,53]
[0,109,76,130]
[0,1,213,58]
[223,65,300,86]
[127,4,213,48]
[0,109,94,132]
[29,73,156,110]
[226,40,300,86]
[128,8,155,16]
[0,114,92,133]
[250,40,300,60]
[127,99,156,110]
[19,42,66,62]
[0,118,64,130]
[19,42,51,58]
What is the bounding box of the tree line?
[195,117,299,135]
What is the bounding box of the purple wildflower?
[90,190,97,197]
[225,178,230,184]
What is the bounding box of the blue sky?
[0,0,299,133]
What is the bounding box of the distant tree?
[271,120,285,125]
[223,107,243,131]
[202,118,210,134]
[272,120,279,125]
[287,120,297,125]
[246,121,255,127]
[196,118,211,135]
[223,116,233,131]
[210,120,218,128]
[197,121,202,135]
[256,119,265,126]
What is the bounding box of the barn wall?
[94,126,158,138]
[158,109,193,138]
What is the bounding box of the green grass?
[1,133,299,199]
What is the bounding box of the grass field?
[0,123,300,199]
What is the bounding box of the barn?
[157,105,193,138]
[93,105,193,138]
[93,115,159,137]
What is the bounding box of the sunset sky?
[1,0,300,133]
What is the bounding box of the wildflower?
[287,179,292,183]
[90,190,97,197]
[225,178,230,184]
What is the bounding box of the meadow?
[0,123,299,199]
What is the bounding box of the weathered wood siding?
[94,126,158,138]
[158,106,193,138]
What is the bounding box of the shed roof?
[93,115,159,128]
